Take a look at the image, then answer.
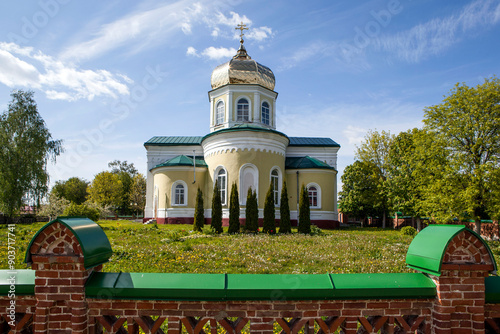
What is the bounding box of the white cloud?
[211,28,220,38]
[343,125,366,146]
[215,11,251,27]
[0,42,131,101]
[246,26,273,42]
[375,0,500,63]
[201,46,236,60]
[186,46,199,57]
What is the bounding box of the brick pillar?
[431,230,495,334]
[29,222,97,334]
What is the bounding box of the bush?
[63,203,100,221]
[310,225,323,235]
[401,226,417,236]
[298,184,311,234]
[245,188,259,233]
[263,184,276,234]
[211,181,223,234]
[193,188,204,232]
[279,182,291,233]
[228,183,240,234]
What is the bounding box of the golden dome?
[210,44,275,91]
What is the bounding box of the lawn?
[1,220,499,274]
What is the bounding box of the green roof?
[152,155,207,170]
[202,124,289,142]
[289,137,340,147]
[486,276,500,303]
[85,272,435,301]
[25,217,113,269]
[144,136,203,146]
[0,270,35,295]
[285,156,335,170]
[406,225,497,276]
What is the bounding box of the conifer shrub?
[211,180,223,234]
[193,187,204,232]
[245,188,259,233]
[263,183,276,234]
[298,184,311,234]
[228,182,240,234]
[279,181,291,233]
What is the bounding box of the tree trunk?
[382,211,386,229]
[474,218,482,236]
[416,217,422,231]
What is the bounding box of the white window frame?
[215,100,225,125]
[236,98,250,122]
[239,163,259,205]
[261,101,270,125]
[215,166,228,206]
[306,182,321,209]
[171,180,188,206]
[269,167,282,206]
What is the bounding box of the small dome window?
[237,98,249,121]
[261,102,270,125]
[216,101,224,125]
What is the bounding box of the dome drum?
[211,58,275,91]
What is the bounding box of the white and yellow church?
[144,27,341,228]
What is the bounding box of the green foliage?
[52,177,88,204]
[263,183,276,234]
[108,160,138,215]
[0,90,63,216]
[245,188,259,233]
[310,225,323,235]
[401,226,417,236]
[39,192,69,220]
[423,76,500,232]
[63,202,100,222]
[228,183,240,234]
[194,188,204,232]
[87,171,123,208]
[211,180,223,234]
[130,174,146,216]
[279,181,291,233]
[298,184,311,234]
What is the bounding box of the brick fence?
[1,217,499,333]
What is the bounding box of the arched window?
[237,98,249,121]
[271,169,279,205]
[215,100,224,125]
[172,181,187,206]
[217,168,227,205]
[240,164,258,205]
[307,183,321,209]
[261,101,270,125]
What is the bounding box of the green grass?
[1,220,499,274]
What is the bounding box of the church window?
[307,183,321,209]
[172,181,187,206]
[216,100,224,125]
[237,98,249,121]
[261,101,270,125]
[217,168,227,205]
[271,169,279,205]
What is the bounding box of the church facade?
[144,33,340,228]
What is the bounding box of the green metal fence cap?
[225,274,334,300]
[405,225,497,276]
[486,276,500,304]
[0,269,35,295]
[86,272,226,300]
[330,273,436,299]
[25,217,113,269]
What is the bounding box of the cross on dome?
[235,22,249,44]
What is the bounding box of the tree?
[87,171,123,208]
[423,76,500,233]
[298,184,311,234]
[39,192,69,221]
[228,183,240,234]
[63,202,100,222]
[108,160,138,176]
[130,174,146,216]
[263,183,276,234]
[109,160,138,215]
[279,182,291,233]
[338,161,381,225]
[211,180,223,234]
[194,188,204,232]
[52,177,88,204]
[245,188,259,233]
[0,90,63,218]
[355,130,393,227]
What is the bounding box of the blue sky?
[1,0,499,193]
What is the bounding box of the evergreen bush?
[63,202,100,222]
[401,226,417,236]
[279,181,291,233]
[298,184,311,234]
[245,188,259,233]
[193,187,204,232]
[211,180,223,234]
[228,182,240,234]
[263,183,276,234]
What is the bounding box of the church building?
[144,25,340,228]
